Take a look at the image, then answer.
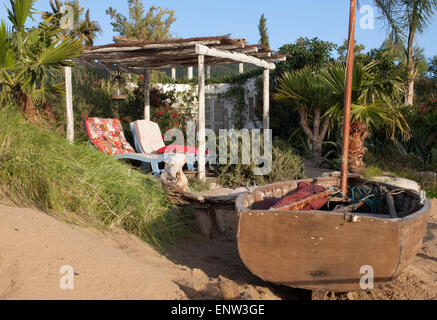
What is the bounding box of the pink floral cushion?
[84,117,136,156]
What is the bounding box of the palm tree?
[320,61,410,173]
[274,67,333,162]
[42,0,102,46]
[0,0,83,119]
[375,0,437,105]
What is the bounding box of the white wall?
[154,76,262,130]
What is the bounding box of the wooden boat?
[235,175,431,292]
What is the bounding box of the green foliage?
[275,67,332,113]
[188,177,211,193]
[337,40,366,62]
[220,85,247,130]
[362,165,384,179]
[364,152,437,199]
[0,106,185,247]
[106,0,176,41]
[321,61,410,139]
[0,0,83,109]
[6,0,35,30]
[216,138,305,189]
[258,14,270,50]
[275,37,336,76]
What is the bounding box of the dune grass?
[0,106,185,248]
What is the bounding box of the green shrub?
[0,106,185,248]
[217,140,305,188]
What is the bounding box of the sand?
[0,197,436,300]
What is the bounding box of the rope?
[350,186,380,214]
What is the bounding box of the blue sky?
[1,0,437,58]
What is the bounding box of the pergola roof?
[75,35,286,74]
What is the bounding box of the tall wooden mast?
[340,0,358,195]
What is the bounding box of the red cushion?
[272,182,328,211]
[155,145,209,155]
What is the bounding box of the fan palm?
[320,61,410,173]
[0,0,83,119]
[274,67,333,162]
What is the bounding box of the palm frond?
[7,0,35,30]
[37,38,83,66]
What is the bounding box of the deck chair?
[130,120,209,171]
[84,116,164,176]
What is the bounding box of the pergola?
[69,35,286,180]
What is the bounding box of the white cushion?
[132,120,166,154]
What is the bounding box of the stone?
[218,276,240,300]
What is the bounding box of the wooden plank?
[144,70,150,121]
[263,68,270,129]
[188,66,193,80]
[237,209,401,291]
[64,66,74,144]
[198,54,206,181]
[195,44,276,70]
[395,199,430,275]
[85,39,223,53]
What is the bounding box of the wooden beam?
[195,44,276,70]
[239,63,244,74]
[64,66,74,144]
[144,70,151,121]
[198,55,206,181]
[263,68,270,130]
[85,39,222,54]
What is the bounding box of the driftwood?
[165,186,247,239]
[160,154,188,192]
[333,201,366,214]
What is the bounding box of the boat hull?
[236,177,430,292]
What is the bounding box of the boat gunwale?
[236,177,431,223]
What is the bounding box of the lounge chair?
[130,120,209,172]
[84,116,164,176]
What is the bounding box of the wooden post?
[340,0,357,195]
[144,69,151,121]
[64,66,74,144]
[206,65,211,79]
[171,68,176,80]
[263,68,270,130]
[198,55,206,181]
[188,66,193,80]
[239,63,244,74]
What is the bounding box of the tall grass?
[0,106,185,248]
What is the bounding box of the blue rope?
[350,186,380,214]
